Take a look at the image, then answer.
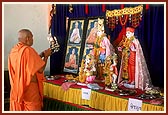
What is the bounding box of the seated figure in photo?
[65,48,78,69]
[86,21,98,44]
[69,21,81,44]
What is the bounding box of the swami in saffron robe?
[8,42,46,111]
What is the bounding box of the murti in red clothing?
[117,27,152,90]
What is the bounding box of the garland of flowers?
[121,36,135,79]
[119,15,128,26]
[103,55,113,86]
[131,13,142,28]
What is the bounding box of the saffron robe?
[86,27,98,44]
[65,54,78,69]
[8,42,46,111]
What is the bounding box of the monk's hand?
[39,51,45,58]
[44,48,52,58]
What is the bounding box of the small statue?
[93,18,115,80]
[103,53,118,90]
[110,53,118,84]
[84,54,96,83]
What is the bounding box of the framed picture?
[83,17,105,59]
[63,18,86,74]
[67,19,85,45]
[63,46,80,74]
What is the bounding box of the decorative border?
[106,5,143,17]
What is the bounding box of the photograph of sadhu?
[63,46,80,74]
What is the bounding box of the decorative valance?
[106,5,143,30]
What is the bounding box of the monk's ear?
[25,37,29,43]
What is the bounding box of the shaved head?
[18,29,33,46]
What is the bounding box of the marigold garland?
[119,15,128,26]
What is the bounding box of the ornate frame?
[63,18,85,74]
